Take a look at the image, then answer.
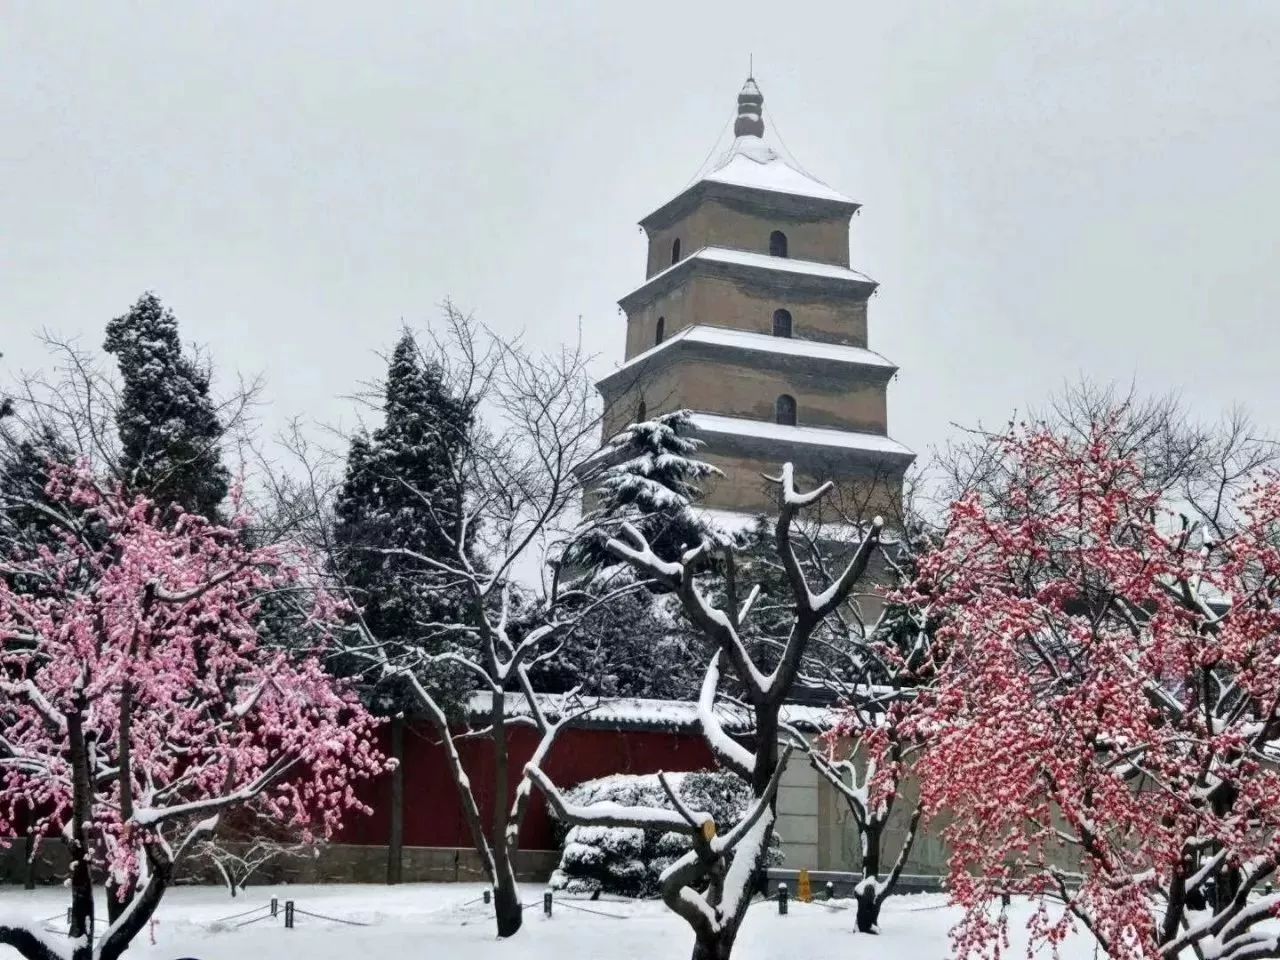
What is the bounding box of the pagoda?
[596,79,913,521]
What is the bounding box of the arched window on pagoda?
[769,230,788,258]
[655,316,665,345]
[775,394,797,426]
[772,309,793,338]
[671,238,681,264]
[637,399,647,422]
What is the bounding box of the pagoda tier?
[597,324,898,440]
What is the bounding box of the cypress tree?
[103,293,229,518]
[0,424,82,594]
[333,332,476,704]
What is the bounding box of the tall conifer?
[103,293,229,518]
[333,332,475,703]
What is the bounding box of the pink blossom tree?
[0,469,386,960]
[898,415,1280,960]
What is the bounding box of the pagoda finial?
[734,75,764,139]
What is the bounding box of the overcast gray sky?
[3,2,1278,465]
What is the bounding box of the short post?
[483,888,491,904]
[284,900,295,929]
[825,881,835,901]
[544,890,553,917]
[23,833,35,891]
[777,882,789,915]
[270,896,278,918]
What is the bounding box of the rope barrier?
[234,911,280,929]
[291,907,370,927]
[40,916,98,937]
[212,903,272,924]
[809,898,849,912]
[556,900,629,920]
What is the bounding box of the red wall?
[338,725,715,851]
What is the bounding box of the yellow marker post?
[797,868,813,903]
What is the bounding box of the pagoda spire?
[734,77,764,139]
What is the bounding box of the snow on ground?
[0,883,1102,959]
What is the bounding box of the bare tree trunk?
[490,706,524,937]
[492,861,524,939]
[107,675,135,924]
[109,600,150,925]
[66,706,95,948]
[95,847,174,960]
[691,933,737,960]
[856,819,884,933]
[0,927,64,960]
[690,857,738,960]
[386,715,404,885]
[752,706,780,799]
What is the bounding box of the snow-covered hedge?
[548,770,782,898]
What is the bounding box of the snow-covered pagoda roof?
[464,691,838,734]
[596,323,897,393]
[619,245,876,313]
[702,135,856,206]
[688,412,915,465]
[640,78,860,230]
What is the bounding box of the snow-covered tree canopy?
[332,329,478,711]
[103,293,231,520]
[571,410,728,570]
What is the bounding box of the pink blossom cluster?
[889,423,1280,960]
[0,468,387,887]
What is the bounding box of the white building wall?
[774,751,820,869]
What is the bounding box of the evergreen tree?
[103,292,229,518]
[526,579,706,700]
[0,423,83,595]
[570,410,724,569]
[332,332,476,710]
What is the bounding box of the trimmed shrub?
[549,770,783,897]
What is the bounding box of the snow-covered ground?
[0,883,1101,959]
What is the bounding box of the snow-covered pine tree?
[0,421,88,597]
[103,293,230,519]
[526,579,706,700]
[571,410,725,569]
[332,331,476,706]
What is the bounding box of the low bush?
[549,770,782,898]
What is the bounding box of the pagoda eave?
[639,179,861,234]
[596,325,897,395]
[619,247,878,314]
[687,413,916,476]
